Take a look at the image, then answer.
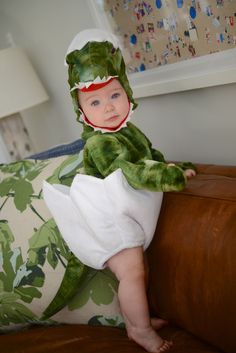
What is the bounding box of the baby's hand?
[184,169,196,179]
[167,163,196,179]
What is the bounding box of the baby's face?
[78,79,130,129]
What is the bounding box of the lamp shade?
[0,47,49,119]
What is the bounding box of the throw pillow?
[0,152,123,332]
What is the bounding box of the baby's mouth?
[106,115,119,121]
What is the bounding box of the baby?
[43,29,196,352]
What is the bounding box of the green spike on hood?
[66,40,138,123]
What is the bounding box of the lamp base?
[0,113,35,161]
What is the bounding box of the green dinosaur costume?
[64,29,195,191]
[43,29,195,306]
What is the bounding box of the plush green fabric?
[82,122,195,192]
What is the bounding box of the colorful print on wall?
[102,0,236,73]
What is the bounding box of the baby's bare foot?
[127,325,172,352]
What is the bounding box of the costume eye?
[111,92,120,99]
[111,47,116,54]
[91,100,100,106]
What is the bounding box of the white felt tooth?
[70,75,118,92]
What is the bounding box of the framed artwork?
[88,0,236,98]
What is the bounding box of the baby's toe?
[159,340,173,352]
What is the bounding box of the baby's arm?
[84,135,187,192]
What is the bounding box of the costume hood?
[65,29,137,129]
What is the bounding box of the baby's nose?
[105,103,115,112]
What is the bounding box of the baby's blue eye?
[91,100,100,106]
[111,92,120,99]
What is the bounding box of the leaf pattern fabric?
[0,152,122,331]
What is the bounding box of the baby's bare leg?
[107,247,172,352]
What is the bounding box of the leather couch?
[1,163,235,353]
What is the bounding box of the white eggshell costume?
[43,169,162,269]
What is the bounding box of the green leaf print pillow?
[0,152,123,332]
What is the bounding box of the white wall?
[0,0,93,153]
[0,0,235,165]
[134,83,236,165]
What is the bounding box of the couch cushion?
[196,164,236,178]
[0,153,122,331]
[147,172,236,353]
[0,324,222,353]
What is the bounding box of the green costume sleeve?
[151,149,196,172]
[151,148,166,163]
[84,134,187,192]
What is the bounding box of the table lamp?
[0,46,49,161]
